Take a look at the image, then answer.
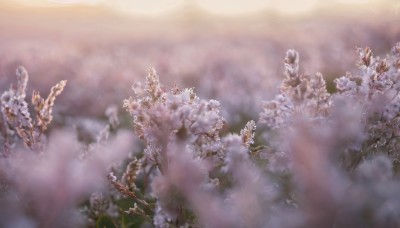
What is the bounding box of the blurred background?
[0,0,399,127]
[4,0,400,16]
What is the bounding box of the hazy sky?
[10,0,398,16]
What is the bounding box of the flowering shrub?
[120,68,273,227]
[259,42,400,227]
[1,42,400,227]
[0,68,135,227]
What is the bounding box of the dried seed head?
[284,49,300,78]
[358,47,373,67]
[240,120,256,147]
[145,67,163,100]
[35,80,67,131]
[16,66,28,98]
[376,59,389,74]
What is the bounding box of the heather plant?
[121,68,226,225]
[258,42,400,227]
[0,66,66,155]
[118,68,278,227]
[260,43,400,167]
[334,43,400,168]
[0,67,135,227]
[259,49,331,129]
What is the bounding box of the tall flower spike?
[1,67,66,152]
[284,49,299,79]
[122,157,142,191]
[33,80,67,131]
[281,49,302,93]
[145,67,163,101]
[240,120,256,147]
[357,47,373,67]
[1,66,33,137]
[260,49,331,129]
[0,67,30,155]
[16,66,29,98]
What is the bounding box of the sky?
[7,0,400,16]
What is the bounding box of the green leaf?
[96,215,116,228]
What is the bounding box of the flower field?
[1,2,400,227]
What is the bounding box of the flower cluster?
[333,43,400,164]
[257,42,400,227]
[123,68,225,165]
[119,68,277,227]
[260,49,331,129]
[0,67,135,227]
[0,66,66,154]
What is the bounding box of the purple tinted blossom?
[240,120,256,147]
[260,49,331,129]
[260,94,293,128]
[284,49,300,78]
[189,101,222,134]
[382,95,400,120]
[124,68,225,163]
[0,67,66,153]
[335,76,357,93]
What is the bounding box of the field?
[1,2,400,227]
